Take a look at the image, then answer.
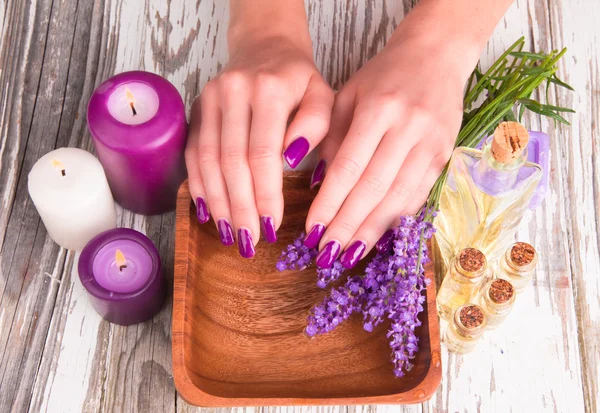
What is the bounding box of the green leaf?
[549,75,575,91]
[509,51,547,60]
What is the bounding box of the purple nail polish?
[316,240,341,269]
[340,240,366,269]
[310,159,326,189]
[283,137,309,169]
[238,228,256,258]
[196,197,210,224]
[376,229,394,253]
[260,216,277,243]
[304,223,325,249]
[217,219,234,246]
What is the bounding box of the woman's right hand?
[185,27,334,258]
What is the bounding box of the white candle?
[28,148,117,250]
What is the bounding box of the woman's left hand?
[305,27,472,270]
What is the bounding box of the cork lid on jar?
[456,248,487,277]
[491,121,530,164]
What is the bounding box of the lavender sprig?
[276,232,317,271]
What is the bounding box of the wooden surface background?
[0,0,598,412]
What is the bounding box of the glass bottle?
[497,242,538,293]
[444,304,487,353]
[435,121,542,266]
[478,278,516,329]
[437,247,488,320]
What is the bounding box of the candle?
[28,147,117,250]
[87,71,187,215]
[79,228,166,325]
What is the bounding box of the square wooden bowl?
[173,173,441,407]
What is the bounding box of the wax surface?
[92,239,153,293]
[87,71,187,215]
[28,148,117,250]
[107,82,159,125]
[79,228,166,326]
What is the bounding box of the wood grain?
[173,177,441,406]
[0,0,597,412]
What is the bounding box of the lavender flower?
[316,260,346,288]
[277,212,435,378]
[276,232,317,271]
[306,276,365,337]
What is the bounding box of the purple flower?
[276,232,318,271]
[277,211,435,378]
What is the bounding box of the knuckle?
[331,156,362,181]
[220,149,247,174]
[335,219,358,237]
[249,144,279,164]
[197,145,220,164]
[200,81,218,103]
[218,70,248,94]
[360,176,387,198]
[390,182,413,202]
[229,201,253,216]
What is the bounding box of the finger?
[197,84,235,247]
[404,153,448,214]
[219,80,259,258]
[283,75,335,169]
[249,91,290,243]
[309,108,391,268]
[344,147,434,267]
[185,98,210,224]
[319,128,417,255]
[308,92,353,190]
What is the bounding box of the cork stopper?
[459,305,485,329]
[488,279,514,304]
[457,248,487,276]
[491,121,529,163]
[510,242,537,267]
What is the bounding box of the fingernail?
[260,216,277,243]
[316,240,341,269]
[196,197,210,224]
[340,240,367,269]
[310,159,326,189]
[217,219,235,246]
[304,223,325,249]
[283,136,309,169]
[238,228,256,258]
[376,229,394,253]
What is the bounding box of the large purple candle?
[87,71,187,215]
[79,228,166,325]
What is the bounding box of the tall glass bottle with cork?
[435,121,542,266]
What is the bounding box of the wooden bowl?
[173,173,441,407]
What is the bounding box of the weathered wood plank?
[0,0,597,412]
[546,1,600,411]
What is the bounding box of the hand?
[305,27,471,270]
[186,34,334,258]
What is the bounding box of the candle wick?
[129,102,137,116]
[61,169,66,177]
[119,264,128,272]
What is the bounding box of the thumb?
[282,75,334,169]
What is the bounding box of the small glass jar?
[444,304,487,353]
[437,247,488,320]
[498,242,538,293]
[478,278,516,329]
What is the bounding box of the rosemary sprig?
[423,37,573,218]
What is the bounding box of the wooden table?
[0,0,598,412]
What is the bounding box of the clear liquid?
[436,146,542,267]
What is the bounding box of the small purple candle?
[87,71,187,215]
[79,228,166,325]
